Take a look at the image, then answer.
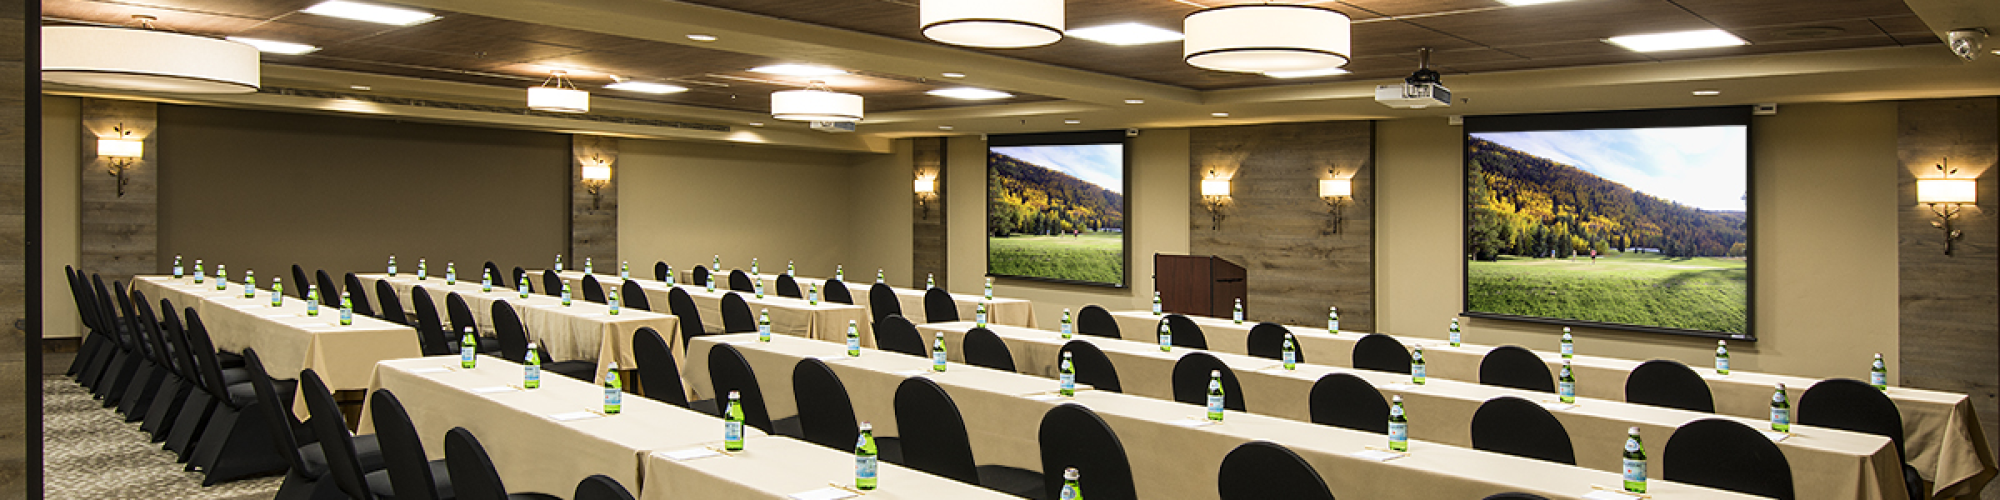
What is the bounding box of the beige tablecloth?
[361,274,678,383]
[1110,310,1996,498]
[555,272,868,346]
[668,268,1040,328]
[358,356,765,498]
[133,275,421,396]
[639,435,1023,500]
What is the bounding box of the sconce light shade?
[43,26,261,94]
[527,86,590,114]
[914,177,936,195]
[98,138,144,158]
[1918,179,1976,204]
[1184,4,1351,73]
[921,0,1064,49]
[1320,178,1351,198]
[772,85,865,122]
[1201,178,1231,197]
[581,164,612,182]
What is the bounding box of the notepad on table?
[547,411,598,422]
[788,487,857,500]
[1760,430,1791,443]
[1350,449,1406,462]
[468,386,515,394]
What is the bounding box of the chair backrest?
[1163,314,1209,350]
[316,270,341,307]
[181,311,233,401]
[631,327,687,408]
[776,275,802,299]
[793,358,860,451]
[243,349,315,478]
[301,369,374,499]
[369,389,445,500]
[868,283,902,324]
[1798,378,1907,460]
[962,328,1017,372]
[667,288,705,350]
[1479,346,1554,392]
[653,261,669,282]
[1245,322,1301,362]
[65,268,97,334]
[922,288,959,323]
[706,344,774,432]
[620,280,651,311]
[1077,305,1120,338]
[1308,373,1388,433]
[163,303,203,385]
[511,267,527,291]
[573,475,636,500]
[491,301,533,363]
[1663,419,1796,499]
[292,264,313,300]
[894,377,980,485]
[542,270,563,297]
[720,293,756,333]
[122,286,156,362]
[1171,352,1246,411]
[1059,340,1121,392]
[344,273,375,317]
[691,265,711,288]
[1625,359,1715,413]
[90,275,121,346]
[581,275,607,304]
[483,262,504,287]
[133,297,178,374]
[409,287,451,356]
[871,315,927,357]
[446,293,478,336]
[375,279,407,325]
[1217,441,1335,500]
[444,427,513,500]
[1351,334,1411,374]
[1039,403,1136,500]
[113,280,140,343]
[823,279,854,305]
[729,270,755,293]
[1470,396,1576,465]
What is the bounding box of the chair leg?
[100,353,144,407]
[76,340,116,389]
[117,362,163,419]
[67,333,104,377]
[141,377,190,440]
[164,390,216,460]
[91,350,134,401]
[188,404,289,485]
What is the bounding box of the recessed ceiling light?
[749,64,849,77]
[301,1,438,26]
[939,125,955,131]
[605,81,689,94]
[941,72,967,78]
[1068,22,1185,46]
[926,87,1013,100]
[1605,29,1748,52]
[226,36,319,55]
[1691,89,1721,96]
[1125,99,1145,105]
[349,85,372,91]
[1263,67,1351,79]
[1496,0,1569,5]
[687,34,718,42]
[1064,119,1082,124]
[1211,112,1230,118]
[748,122,765,127]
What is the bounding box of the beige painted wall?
[846,139,915,283]
[944,130,1192,328]
[1376,102,1902,381]
[43,97,81,339]
[616,140,869,280]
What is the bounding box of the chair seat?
[221,367,251,386]
[303,434,385,476]
[977,465,1046,500]
[366,459,453,500]
[224,382,261,407]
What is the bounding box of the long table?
[1110,310,1996,498]
[361,274,678,383]
[922,321,1908,500]
[549,271,869,346]
[669,268,1039,327]
[638,434,1023,500]
[133,275,421,398]
[685,333,1764,500]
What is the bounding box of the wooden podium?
[1154,254,1246,317]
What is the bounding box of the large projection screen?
[987,131,1130,288]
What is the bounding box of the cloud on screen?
[992,144,1123,194]
[1473,126,1746,211]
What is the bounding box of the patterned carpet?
[43,376,284,499]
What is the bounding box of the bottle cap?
[1775,383,1785,390]
[1064,468,1079,480]
[1210,369,1221,377]
[859,421,872,431]
[1392,395,1402,402]
[608,362,618,370]
[1628,426,1640,434]
[728,390,740,399]
[527,342,537,349]
[1063,352,1072,358]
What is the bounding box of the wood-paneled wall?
[1189,121,1375,331]
[913,137,947,289]
[79,98,157,286]
[572,135,618,266]
[3,3,29,492]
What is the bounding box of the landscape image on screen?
[1466,126,1748,334]
[988,144,1126,286]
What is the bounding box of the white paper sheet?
[787,487,857,500]
[469,386,516,394]
[1581,490,1641,500]
[1350,450,1406,462]
[547,411,599,422]
[1761,430,1792,442]
[1378,383,1420,391]
[660,448,723,461]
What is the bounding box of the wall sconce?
[914,175,938,220]
[1320,170,1352,234]
[1918,158,1977,256]
[98,124,143,197]
[1200,170,1231,230]
[580,155,612,210]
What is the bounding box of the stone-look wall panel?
[572,135,618,266]
[78,98,156,286]
[913,137,947,289]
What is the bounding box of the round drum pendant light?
[921,0,1064,49]
[527,70,590,113]
[43,19,261,94]
[1184,4,1351,73]
[771,80,864,122]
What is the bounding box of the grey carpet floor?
[44,376,283,499]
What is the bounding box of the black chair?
[1799,378,1928,500]
[368,389,456,500]
[541,270,563,298]
[244,350,344,500]
[445,293,478,340]
[667,287,707,352]
[115,289,167,418]
[1171,352,1246,412]
[136,299,193,433]
[443,428,561,500]
[1308,373,1388,433]
[1625,359,1714,413]
[316,270,341,308]
[1245,322,1302,363]
[375,280,407,325]
[408,287,452,356]
[653,261,669,282]
[632,327,689,408]
[1039,404,1136,500]
[962,328,1017,372]
[792,357,900,462]
[869,283,902,324]
[823,279,853,305]
[872,315,927,357]
[581,275,607,304]
[491,301,595,381]
[620,280,651,311]
[573,475,635,500]
[691,265,711,288]
[1162,314,1209,350]
[292,264,313,301]
[483,262,505,288]
[1470,396,1576,465]
[1663,419,1795,499]
[1351,334,1411,374]
[90,278,137,401]
[923,288,959,323]
[1480,346,1555,392]
[1077,305,1120,339]
[1059,341,1121,393]
[184,312,289,485]
[160,306,218,452]
[720,292,756,333]
[729,270,755,293]
[776,274,803,299]
[345,273,376,318]
[302,369,375,500]
[706,344,774,433]
[893,378,1042,497]
[1217,441,1335,500]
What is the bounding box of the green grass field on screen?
[988,233,1124,285]
[1467,252,1747,333]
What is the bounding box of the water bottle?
[388,255,396,277]
[1623,427,1648,493]
[706,271,716,293]
[1558,360,1576,403]
[460,327,477,368]
[1328,306,1340,334]
[604,362,622,414]
[1152,291,1162,315]
[1060,468,1081,500]
[754,276,764,299]
[445,262,456,285]
[1206,370,1225,421]
[809,284,819,305]
[270,277,284,307]
[856,422,879,490]
[1157,322,1172,352]
[1411,346,1427,385]
[786,260,794,277]
[339,292,353,325]
[722,391,744,450]
[1281,332,1297,370]
[1871,353,1888,390]
[1771,383,1790,432]
[927,273,935,289]
[243,270,257,299]
[1715,340,1730,374]
[1060,309,1073,339]
[561,282,572,306]
[932,332,948,372]
[1560,327,1573,359]
[417,258,427,280]
[1448,318,1461,347]
[975,302,988,328]
[524,342,541,389]
[518,275,530,298]
[876,269,885,284]
[758,309,771,342]
[1232,298,1243,324]
[750,258,758,275]
[584,257,593,275]
[620,261,629,279]
[482,268,492,292]
[664,264,675,286]
[1388,395,1409,452]
[846,320,860,356]
[214,265,229,290]
[193,259,204,284]
[555,254,564,273]
[1059,352,1076,397]
[835,264,844,282]
[608,289,620,315]
[712,255,721,276]
[306,286,320,317]
[172,255,183,279]
[983,277,993,300]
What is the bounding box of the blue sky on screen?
[992,144,1123,194]
[1473,126,1747,211]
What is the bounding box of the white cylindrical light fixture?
[772,83,865,122]
[43,25,260,93]
[1320,178,1351,198]
[921,0,1064,49]
[98,138,144,158]
[1184,4,1351,73]
[581,164,612,182]
[1201,178,1231,197]
[914,177,936,195]
[1918,179,1977,204]
[528,86,590,113]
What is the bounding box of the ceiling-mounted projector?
[1376,48,1451,109]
